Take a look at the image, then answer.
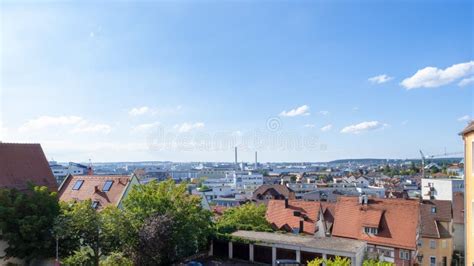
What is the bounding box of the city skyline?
[1,1,473,162]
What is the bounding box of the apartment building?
[460,121,474,265]
[418,200,453,266]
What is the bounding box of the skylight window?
[102,180,113,192]
[72,180,84,190]
[92,201,100,209]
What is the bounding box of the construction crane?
[419,149,463,178]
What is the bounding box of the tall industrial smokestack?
[255,151,258,169]
[234,147,238,165]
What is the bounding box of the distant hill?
[328,158,462,165]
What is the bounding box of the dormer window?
[102,180,113,192]
[72,180,84,190]
[364,227,378,235]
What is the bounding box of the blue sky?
[0,0,473,162]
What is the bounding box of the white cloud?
[129,105,183,116]
[401,61,474,89]
[71,124,111,134]
[352,106,359,111]
[19,115,111,134]
[320,124,333,132]
[341,121,387,134]
[401,120,408,125]
[458,115,471,122]
[319,111,329,116]
[458,76,474,87]
[173,122,205,133]
[280,105,310,117]
[369,74,393,84]
[304,124,316,128]
[19,116,83,132]
[131,122,161,133]
[129,106,150,116]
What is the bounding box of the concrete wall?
[0,240,25,265]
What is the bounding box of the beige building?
[460,121,474,265]
[419,200,453,266]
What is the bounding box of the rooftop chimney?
[255,151,258,169]
[284,198,289,208]
[87,159,94,175]
[234,147,238,165]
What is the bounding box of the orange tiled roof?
[266,200,320,235]
[332,197,420,250]
[58,175,132,209]
[0,143,57,192]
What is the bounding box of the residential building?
[460,121,474,265]
[58,174,139,210]
[266,199,335,237]
[49,161,90,184]
[252,184,295,205]
[332,197,420,265]
[421,177,464,201]
[0,143,57,192]
[418,200,453,266]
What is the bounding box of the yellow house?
[460,121,474,265]
[419,200,453,266]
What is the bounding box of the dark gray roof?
[231,230,366,253]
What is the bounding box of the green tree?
[363,259,394,266]
[122,179,212,262]
[100,252,132,266]
[58,201,128,266]
[307,256,351,266]
[215,203,272,234]
[0,185,59,262]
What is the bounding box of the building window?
[431,206,437,213]
[430,256,436,266]
[72,180,84,190]
[399,250,410,260]
[364,227,378,235]
[102,180,113,192]
[441,239,447,248]
[430,240,436,249]
[92,201,100,209]
[417,239,422,247]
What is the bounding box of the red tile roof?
[266,200,321,235]
[0,143,57,192]
[332,197,420,250]
[58,175,132,209]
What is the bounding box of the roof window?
[72,180,84,190]
[102,180,113,192]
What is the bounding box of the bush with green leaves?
[215,202,272,234]
[0,185,59,262]
[307,256,351,266]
